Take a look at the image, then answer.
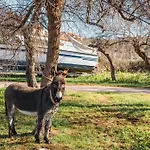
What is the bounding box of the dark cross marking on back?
[4,68,68,144]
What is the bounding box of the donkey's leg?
[8,114,17,137]
[6,103,17,137]
[43,115,52,144]
[32,118,37,135]
[11,116,17,135]
[34,115,44,143]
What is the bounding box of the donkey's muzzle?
[55,97,62,102]
[55,91,63,102]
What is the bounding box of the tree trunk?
[22,0,41,88]
[133,40,150,70]
[41,0,63,87]
[23,27,38,88]
[98,47,116,81]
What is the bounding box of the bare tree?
[98,45,116,81]
[0,1,39,87]
[22,25,38,87]
[127,24,150,70]
[22,0,42,87]
[64,0,150,32]
[89,38,127,81]
[132,37,150,70]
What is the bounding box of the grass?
[0,77,41,83]
[0,90,150,150]
[67,71,150,87]
[1,71,150,88]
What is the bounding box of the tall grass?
[0,71,150,87]
[67,72,150,87]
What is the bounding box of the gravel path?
[0,81,150,94]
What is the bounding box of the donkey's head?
[50,68,68,103]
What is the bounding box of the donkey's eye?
[62,84,65,88]
[53,84,57,88]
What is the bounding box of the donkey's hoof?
[44,138,50,144]
[13,131,17,135]
[35,139,40,143]
[8,132,13,138]
[45,140,50,144]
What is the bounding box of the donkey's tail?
[5,101,8,116]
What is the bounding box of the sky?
[1,0,103,38]
[61,19,102,38]
[1,0,149,39]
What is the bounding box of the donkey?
[4,69,68,144]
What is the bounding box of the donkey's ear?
[51,66,57,76]
[62,69,69,77]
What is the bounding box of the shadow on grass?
[61,101,150,125]
[0,132,34,148]
[0,132,32,139]
[0,141,28,147]
[0,134,8,139]
[0,132,70,150]
[62,101,150,112]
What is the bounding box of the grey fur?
[4,71,67,144]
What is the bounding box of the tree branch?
[15,4,34,29]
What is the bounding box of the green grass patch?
[0,89,150,150]
[0,77,41,82]
[1,71,150,88]
[67,71,150,87]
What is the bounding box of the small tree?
[130,33,150,70]
[22,0,42,87]
[0,2,39,87]
[114,18,150,71]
